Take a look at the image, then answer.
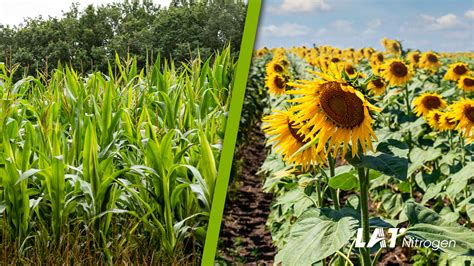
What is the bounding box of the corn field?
[0,48,235,264]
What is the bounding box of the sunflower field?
[250,39,474,265]
[0,48,234,264]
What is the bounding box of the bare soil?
[218,125,276,265]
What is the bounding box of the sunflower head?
[279,57,290,67]
[371,52,384,64]
[266,60,286,75]
[343,62,358,78]
[426,110,443,130]
[458,76,474,92]
[287,69,380,158]
[444,63,471,81]
[407,51,421,66]
[438,112,458,131]
[412,92,447,117]
[381,38,402,55]
[265,73,287,95]
[419,52,441,71]
[452,99,474,140]
[262,110,325,170]
[367,78,387,95]
[330,57,341,64]
[380,59,413,86]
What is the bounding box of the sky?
[0,0,172,26]
[256,0,474,52]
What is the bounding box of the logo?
[355,228,456,251]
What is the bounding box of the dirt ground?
[218,126,276,265]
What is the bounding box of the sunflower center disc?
[465,106,474,123]
[274,75,285,89]
[345,66,355,75]
[427,54,438,63]
[373,79,384,88]
[390,62,408,77]
[422,96,441,109]
[413,54,420,62]
[287,121,308,144]
[392,43,399,51]
[464,78,474,87]
[320,82,365,128]
[377,54,384,61]
[453,65,468,75]
[274,64,284,73]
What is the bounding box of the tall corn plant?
[0,48,235,261]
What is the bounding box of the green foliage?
[0,48,235,263]
[0,0,246,78]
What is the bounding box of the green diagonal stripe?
[201,0,262,265]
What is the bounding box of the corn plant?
[0,47,235,263]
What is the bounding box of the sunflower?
[262,110,325,169]
[438,112,458,131]
[381,38,402,55]
[452,99,474,141]
[278,57,290,68]
[380,59,413,86]
[367,78,387,95]
[287,66,380,158]
[426,110,443,130]
[266,60,286,75]
[412,93,447,117]
[419,52,441,71]
[343,62,358,78]
[444,63,471,81]
[265,73,287,95]
[369,52,385,75]
[458,76,474,92]
[256,49,267,57]
[330,57,342,64]
[407,51,421,66]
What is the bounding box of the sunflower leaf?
[346,151,408,181]
[275,208,358,265]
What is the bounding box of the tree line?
[0,0,246,76]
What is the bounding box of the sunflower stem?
[314,167,323,207]
[460,133,466,167]
[449,130,455,150]
[358,167,371,266]
[403,84,411,115]
[328,155,340,210]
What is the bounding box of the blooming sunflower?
[266,60,286,75]
[426,110,443,130]
[367,78,387,95]
[412,93,447,117]
[407,51,421,66]
[278,57,290,68]
[265,73,287,95]
[380,59,413,86]
[381,38,402,56]
[458,76,474,92]
[262,110,325,169]
[287,66,380,158]
[452,99,474,141]
[343,62,358,79]
[419,52,441,71]
[369,52,385,75]
[444,63,471,81]
[438,112,458,131]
